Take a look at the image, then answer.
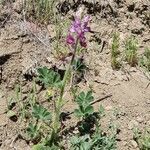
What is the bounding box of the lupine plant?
[34,14,92,148]
[8,13,117,149]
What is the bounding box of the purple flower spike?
[66,15,91,48]
[70,18,81,33]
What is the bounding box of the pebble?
[130,140,138,148]
[129,67,137,72]
[23,38,30,43]
[146,100,150,104]
[136,116,144,123]
[105,106,113,111]
[122,141,127,146]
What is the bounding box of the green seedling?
[24,0,58,24]
[133,128,150,150]
[125,36,138,66]
[74,91,94,119]
[15,85,26,120]
[27,123,39,140]
[32,144,59,150]
[111,32,121,70]
[27,104,51,142]
[140,48,150,71]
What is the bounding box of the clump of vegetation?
[70,129,117,150]
[124,36,138,66]
[139,48,150,72]
[24,0,58,24]
[111,32,121,70]
[133,128,150,150]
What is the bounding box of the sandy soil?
[0,0,150,149]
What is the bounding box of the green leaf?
[74,109,83,118]
[84,105,94,115]
[73,59,86,72]
[85,91,94,103]
[27,123,38,139]
[32,144,52,150]
[98,105,105,117]
[37,67,61,88]
[32,104,51,121]
[75,91,94,106]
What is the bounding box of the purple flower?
[66,34,75,45]
[67,15,91,48]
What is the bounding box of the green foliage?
[32,104,51,121]
[70,116,117,150]
[74,91,94,119]
[24,0,57,24]
[70,134,92,150]
[37,67,61,88]
[27,123,39,140]
[70,132,116,150]
[32,144,58,150]
[111,32,121,70]
[73,59,86,73]
[139,48,150,71]
[133,128,150,150]
[125,36,138,66]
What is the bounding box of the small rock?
[122,141,127,146]
[128,120,139,130]
[105,106,113,111]
[130,140,138,148]
[146,100,150,104]
[129,67,137,72]
[73,127,78,134]
[136,116,144,123]
[147,121,150,126]
[23,38,30,43]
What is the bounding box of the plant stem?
[52,38,79,135]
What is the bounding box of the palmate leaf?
[32,104,51,121]
[74,109,83,118]
[75,91,94,106]
[74,91,94,119]
[70,135,92,150]
[73,59,86,72]
[37,67,61,88]
[84,105,94,115]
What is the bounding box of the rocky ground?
[0,0,150,150]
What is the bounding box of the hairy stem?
[52,38,79,135]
